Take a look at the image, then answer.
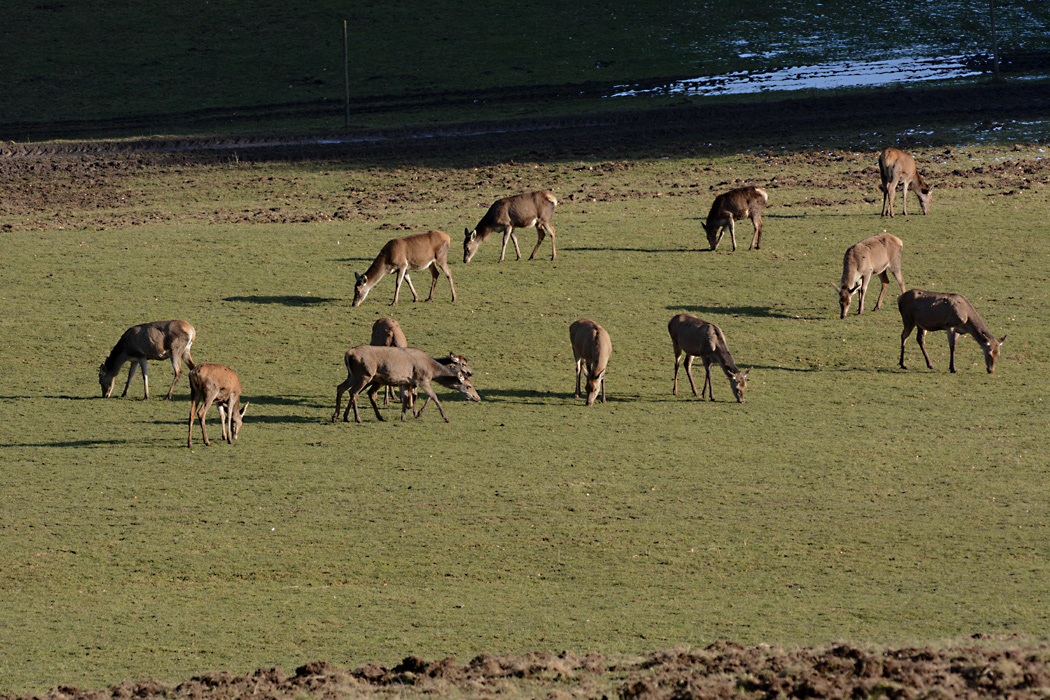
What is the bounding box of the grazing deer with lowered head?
[370,317,408,405]
[703,186,768,252]
[352,230,456,307]
[898,289,1006,374]
[187,363,248,447]
[98,319,196,400]
[831,233,906,319]
[879,147,932,217]
[569,319,612,406]
[668,313,750,402]
[464,190,558,263]
[332,346,480,424]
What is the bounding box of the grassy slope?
[1,145,1049,692]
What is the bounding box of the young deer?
[569,319,612,406]
[352,230,456,307]
[98,319,196,400]
[832,233,906,318]
[879,147,932,217]
[187,363,248,447]
[463,190,558,263]
[898,289,1006,373]
[370,317,408,405]
[703,186,768,252]
[332,346,480,424]
[668,313,750,402]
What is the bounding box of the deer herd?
[97,147,1006,447]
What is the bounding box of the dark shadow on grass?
[671,304,805,320]
[4,439,139,448]
[224,295,338,306]
[563,246,690,254]
[479,388,633,404]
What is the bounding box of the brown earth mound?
[8,641,1050,700]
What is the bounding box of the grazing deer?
[370,317,408,405]
[332,346,480,424]
[463,190,558,263]
[831,233,906,318]
[569,319,612,406]
[668,314,750,402]
[703,186,768,252]
[898,289,1006,374]
[187,363,248,447]
[879,147,932,217]
[98,319,196,400]
[352,230,456,307]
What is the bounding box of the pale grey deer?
[898,289,1006,373]
[569,319,612,406]
[352,230,456,307]
[832,233,906,318]
[98,319,196,400]
[463,190,558,263]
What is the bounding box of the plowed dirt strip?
[6,642,1049,700]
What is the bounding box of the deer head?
[916,186,932,215]
[729,368,750,403]
[99,364,116,398]
[230,402,249,440]
[831,283,861,319]
[352,272,369,307]
[983,335,1007,373]
[463,229,480,264]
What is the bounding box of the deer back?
[370,318,407,348]
[570,319,612,371]
[189,363,242,403]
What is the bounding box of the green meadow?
[2,143,1049,693]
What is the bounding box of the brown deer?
[879,147,932,217]
[831,233,906,318]
[352,230,456,307]
[370,317,408,405]
[668,313,750,402]
[898,289,1006,374]
[187,363,248,447]
[98,319,196,400]
[569,319,612,406]
[703,186,768,252]
[332,346,480,424]
[463,190,558,263]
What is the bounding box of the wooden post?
[343,20,351,127]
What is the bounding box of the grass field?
[2,141,1049,693]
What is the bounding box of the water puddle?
[610,55,985,98]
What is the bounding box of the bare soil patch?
[9,641,1050,700]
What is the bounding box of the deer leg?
[366,382,386,421]
[166,355,183,400]
[901,180,909,216]
[197,394,216,446]
[856,274,871,315]
[218,403,229,442]
[672,350,682,396]
[187,393,199,448]
[403,272,420,302]
[574,358,583,398]
[599,368,606,404]
[417,383,450,422]
[121,361,140,398]
[437,260,457,302]
[541,222,556,260]
[892,267,906,294]
[333,371,354,422]
[899,321,914,369]
[528,227,546,261]
[683,355,699,397]
[749,214,762,250]
[873,271,891,311]
[343,373,373,423]
[916,328,934,369]
[702,360,714,401]
[425,265,440,302]
[886,177,898,218]
[728,219,738,252]
[946,329,958,373]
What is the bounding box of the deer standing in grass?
[668,314,750,403]
[352,230,456,307]
[332,346,480,423]
[370,317,408,405]
[832,233,906,318]
[898,289,1006,373]
[98,320,196,400]
[463,190,558,263]
[703,186,768,252]
[187,363,248,447]
[569,319,612,406]
[879,147,932,217]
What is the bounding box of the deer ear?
[240,402,249,417]
[830,283,842,294]
[743,368,751,378]
[355,272,364,284]
[998,335,1007,345]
